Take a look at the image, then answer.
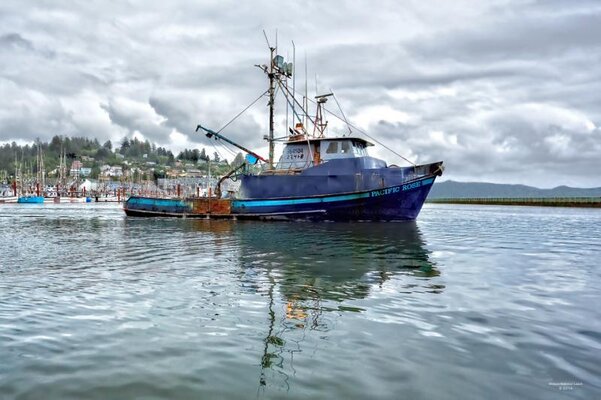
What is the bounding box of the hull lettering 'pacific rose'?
[371,186,401,197]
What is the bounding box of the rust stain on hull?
[191,198,232,214]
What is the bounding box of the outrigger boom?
[196,124,267,164]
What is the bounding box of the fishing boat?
[124,41,443,221]
[17,142,47,204]
[17,195,45,204]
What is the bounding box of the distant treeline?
[429,180,601,198]
[427,197,601,208]
[0,136,230,178]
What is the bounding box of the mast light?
[274,55,284,70]
[273,55,292,77]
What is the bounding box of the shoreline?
[427,197,601,208]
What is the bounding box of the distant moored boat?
[17,196,44,204]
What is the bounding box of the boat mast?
[14,153,18,196]
[268,45,276,169]
[36,141,45,193]
[292,41,296,124]
[257,34,295,165]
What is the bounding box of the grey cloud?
[411,13,601,62]
[369,104,600,187]
[0,33,33,51]
[0,88,75,142]
[149,92,266,150]
[0,0,599,187]
[147,95,201,145]
[100,100,171,144]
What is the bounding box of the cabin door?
[313,144,320,166]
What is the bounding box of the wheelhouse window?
[325,141,339,154]
[320,139,368,160]
[352,141,367,156]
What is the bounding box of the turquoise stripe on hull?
[233,191,369,208]
[127,197,189,208]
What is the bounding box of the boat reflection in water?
[186,221,443,391]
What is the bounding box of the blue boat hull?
[17,196,45,204]
[124,175,438,221]
[232,176,436,221]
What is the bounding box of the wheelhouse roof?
[283,136,374,147]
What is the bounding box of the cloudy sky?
[1,0,600,187]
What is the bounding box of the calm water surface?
[0,203,600,399]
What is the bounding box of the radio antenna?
[262,30,271,49]
[332,91,353,136]
[292,40,296,124]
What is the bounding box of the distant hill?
[429,180,601,199]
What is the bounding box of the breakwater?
[427,197,601,208]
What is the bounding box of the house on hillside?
[70,160,83,176]
[186,169,203,178]
[100,166,123,178]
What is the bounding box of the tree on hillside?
[143,139,151,155]
[120,138,130,154]
[166,150,175,164]
[0,135,187,177]
[49,135,62,153]
[95,146,111,160]
[191,149,200,163]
